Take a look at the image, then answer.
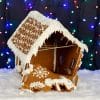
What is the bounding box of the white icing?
[16,65,22,73]
[15,56,22,73]
[53,47,57,72]
[45,76,76,91]
[79,61,82,67]
[21,82,24,86]
[55,83,61,91]
[22,64,33,76]
[20,89,33,94]
[30,81,45,89]
[32,66,49,79]
[7,10,88,67]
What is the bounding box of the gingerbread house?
[7,11,88,92]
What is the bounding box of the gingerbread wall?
[30,49,54,71]
[30,32,82,77]
[56,45,81,76]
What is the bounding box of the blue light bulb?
[82,19,86,22]
[90,25,94,29]
[70,21,73,24]
[63,4,67,7]
[0,53,4,56]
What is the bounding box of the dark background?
[0,0,100,70]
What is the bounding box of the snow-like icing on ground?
[0,69,100,100]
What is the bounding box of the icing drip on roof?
[7,11,88,65]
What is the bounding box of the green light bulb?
[0,0,2,3]
[89,39,92,43]
[84,0,88,2]
[89,63,92,66]
[90,54,93,57]
[72,29,76,33]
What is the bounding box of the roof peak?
[7,10,88,64]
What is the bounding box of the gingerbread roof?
[7,11,88,64]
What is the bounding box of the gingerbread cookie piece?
[21,64,76,92]
[7,11,88,93]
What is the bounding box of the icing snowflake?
[30,81,45,89]
[32,66,49,79]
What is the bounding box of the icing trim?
[7,11,88,65]
[45,76,76,91]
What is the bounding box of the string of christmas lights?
[0,0,100,69]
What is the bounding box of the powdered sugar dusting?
[0,69,100,100]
